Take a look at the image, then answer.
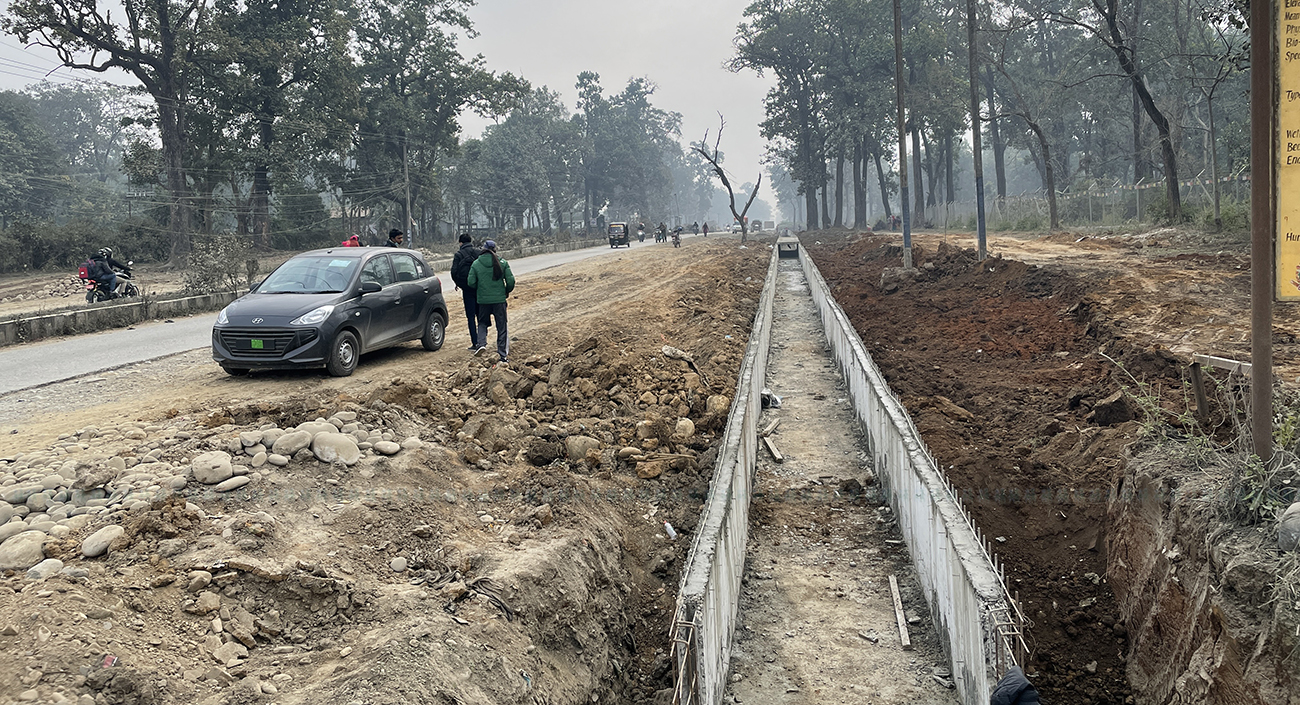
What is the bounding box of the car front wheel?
[326,330,359,376]
[422,311,446,351]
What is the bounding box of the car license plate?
[250,339,264,349]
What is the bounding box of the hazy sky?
[462,0,776,199]
[0,0,776,205]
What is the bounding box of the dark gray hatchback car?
[212,247,448,376]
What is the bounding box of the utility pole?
[965,0,987,261]
[893,0,912,270]
[1251,0,1274,460]
[403,138,413,249]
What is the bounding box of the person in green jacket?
[466,239,516,363]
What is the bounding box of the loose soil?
[803,226,1296,705]
[0,238,767,705]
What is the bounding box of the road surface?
[0,237,691,395]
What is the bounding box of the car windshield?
[259,256,358,294]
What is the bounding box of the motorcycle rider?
[89,247,130,298]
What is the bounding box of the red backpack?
[78,259,93,280]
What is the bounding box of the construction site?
[0,228,1295,705]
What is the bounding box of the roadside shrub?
[183,234,255,294]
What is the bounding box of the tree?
[695,117,762,242]
[4,0,211,265]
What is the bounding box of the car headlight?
[216,306,229,325]
[291,304,335,326]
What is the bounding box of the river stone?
[26,558,63,580]
[400,437,423,450]
[333,411,357,422]
[239,431,263,447]
[81,524,125,557]
[25,493,50,512]
[706,395,730,416]
[267,454,290,467]
[271,431,312,456]
[311,434,361,465]
[250,452,267,468]
[390,557,408,572]
[0,521,29,543]
[215,476,251,493]
[295,421,337,438]
[260,429,284,447]
[373,441,401,456]
[191,451,234,485]
[0,505,11,524]
[565,435,601,460]
[1,484,43,505]
[673,418,696,440]
[0,531,47,570]
[70,488,105,507]
[1279,502,1300,551]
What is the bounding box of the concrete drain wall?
[798,248,1024,703]
[670,244,779,705]
[669,241,1026,705]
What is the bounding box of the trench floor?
[723,260,959,705]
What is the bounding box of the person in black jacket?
[990,666,1042,705]
[449,234,483,351]
[89,247,130,297]
[385,229,404,247]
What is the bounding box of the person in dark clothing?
[385,229,404,247]
[466,240,515,364]
[989,666,1041,705]
[89,247,129,297]
[449,234,483,351]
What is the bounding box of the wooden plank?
[760,418,781,437]
[762,436,785,463]
[1190,363,1209,422]
[1192,354,1252,375]
[889,575,912,651]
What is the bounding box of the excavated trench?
[803,231,1299,704]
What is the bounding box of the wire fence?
[913,171,1251,232]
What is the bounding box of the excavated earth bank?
[805,231,1298,705]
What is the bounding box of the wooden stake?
[762,436,785,463]
[889,575,913,651]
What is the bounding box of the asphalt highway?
[0,236,698,396]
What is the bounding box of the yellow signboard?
[1280,0,1300,299]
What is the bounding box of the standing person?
[467,240,515,364]
[384,229,404,247]
[702,222,709,237]
[449,234,483,351]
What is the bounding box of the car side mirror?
[248,280,260,292]
[359,281,382,294]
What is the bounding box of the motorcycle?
[671,231,681,248]
[84,263,138,303]
[638,228,646,242]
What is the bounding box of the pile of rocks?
[0,412,424,574]
[1,275,86,303]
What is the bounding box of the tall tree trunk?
[820,180,831,228]
[1025,118,1060,230]
[983,67,1008,205]
[853,139,866,227]
[1101,0,1180,220]
[834,151,845,227]
[805,187,819,231]
[158,98,192,268]
[910,125,925,222]
[872,150,893,219]
[944,134,955,203]
[923,133,938,207]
